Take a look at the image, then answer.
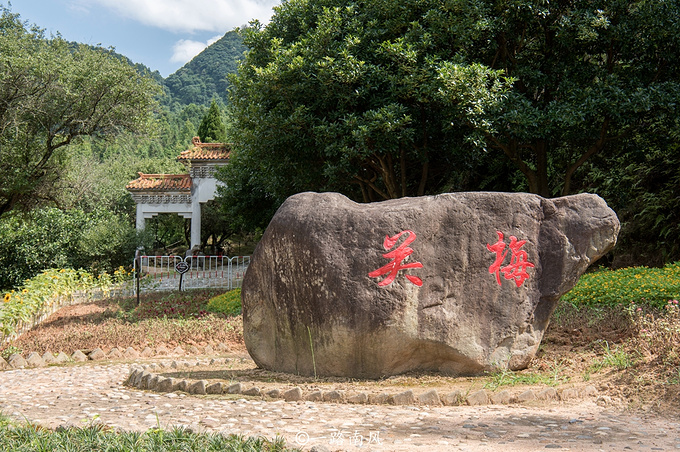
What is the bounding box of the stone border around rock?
[123,361,600,408]
[0,343,233,370]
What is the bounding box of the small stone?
[283,387,303,402]
[515,390,537,403]
[347,393,368,404]
[368,393,390,404]
[418,389,441,406]
[188,380,207,395]
[26,352,45,367]
[125,368,141,386]
[54,352,70,363]
[206,382,223,394]
[490,390,511,405]
[582,385,598,397]
[170,361,179,369]
[129,369,144,387]
[545,445,562,449]
[155,345,170,356]
[0,355,7,370]
[266,389,281,398]
[389,390,416,406]
[323,390,345,403]
[209,358,218,365]
[466,389,489,406]
[188,345,201,355]
[537,387,557,400]
[148,375,160,389]
[305,390,323,402]
[558,388,579,401]
[71,350,88,362]
[442,390,464,406]
[107,348,123,359]
[140,347,154,357]
[172,346,185,356]
[123,347,140,359]
[200,417,220,428]
[227,383,243,394]
[41,352,57,364]
[9,354,27,369]
[216,342,230,352]
[242,387,261,397]
[309,446,331,452]
[174,379,188,392]
[156,377,174,393]
[203,344,214,355]
[596,395,613,406]
[140,372,153,389]
[88,348,106,360]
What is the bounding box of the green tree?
[197,99,227,143]
[223,0,510,217]
[223,0,680,214]
[438,0,680,197]
[0,207,147,290]
[0,7,161,216]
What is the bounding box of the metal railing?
[133,255,250,293]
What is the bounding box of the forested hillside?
[163,31,246,107]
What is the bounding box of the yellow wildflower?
[3,293,10,303]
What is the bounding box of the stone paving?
[1,360,680,451]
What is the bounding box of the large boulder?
[243,192,619,378]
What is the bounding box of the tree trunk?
[534,140,550,198]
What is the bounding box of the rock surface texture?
[242,192,620,378]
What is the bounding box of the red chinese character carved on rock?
[368,230,423,287]
[487,231,535,287]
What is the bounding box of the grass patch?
[560,262,680,309]
[206,288,242,316]
[119,289,230,321]
[484,360,570,390]
[0,413,296,451]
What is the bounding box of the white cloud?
[82,0,280,33]
[170,35,223,64]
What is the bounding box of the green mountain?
[163,30,246,107]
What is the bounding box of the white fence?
[133,255,250,293]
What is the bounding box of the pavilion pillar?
[136,204,146,232]
[190,200,201,250]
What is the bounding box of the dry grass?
[3,291,245,356]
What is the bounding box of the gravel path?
[1,361,679,451]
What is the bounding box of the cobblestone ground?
[1,361,679,451]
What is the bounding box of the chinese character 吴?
[368,230,423,287]
[487,230,535,287]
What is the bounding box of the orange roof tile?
[177,136,231,162]
[126,173,192,192]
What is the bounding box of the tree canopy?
[197,99,227,143]
[221,0,680,221]
[0,7,161,216]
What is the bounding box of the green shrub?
[561,262,680,309]
[206,288,242,316]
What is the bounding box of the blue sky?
[8,0,281,77]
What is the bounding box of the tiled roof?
[126,173,192,192]
[177,136,231,162]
